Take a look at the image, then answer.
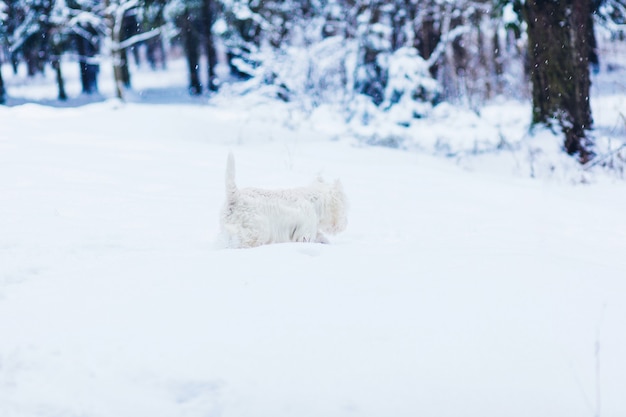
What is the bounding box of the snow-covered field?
[1,53,626,417]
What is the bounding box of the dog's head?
[315,178,348,235]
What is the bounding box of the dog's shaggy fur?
[220,153,348,248]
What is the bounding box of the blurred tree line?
[0,0,625,161]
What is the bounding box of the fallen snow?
[1,54,626,417]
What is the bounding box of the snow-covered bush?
[303,36,356,106]
[223,35,355,108]
[343,46,441,146]
[232,40,442,129]
[354,17,392,106]
[381,46,440,123]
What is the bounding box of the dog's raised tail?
[225,152,238,201]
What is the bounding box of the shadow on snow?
[2,86,213,108]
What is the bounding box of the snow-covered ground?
[1,49,626,417]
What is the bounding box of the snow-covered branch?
[109,0,139,42]
[9,12,40,52]
[68,11,107,35]
[425,25,471,69]
[115,26,163,51]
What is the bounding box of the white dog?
[220,153,348,248]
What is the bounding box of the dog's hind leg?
[315,232,329,244]
[290,224,314,243]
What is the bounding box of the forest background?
[1,0,626,166]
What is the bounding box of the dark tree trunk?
[475,12,491,98]
[493,28,504,91]
[120,48,132,87]
[52,59,67,101]
[523,0,594,163]
[587,10,599,73]
[11,51,19,75]
[183,9,202,95]
[0,62,5,104]
[76,34,99,94]
[50,30,67,101]
[146,36,166,70]
[186,42,202,95]
[119,13,138,88]
[25,47,45,77]
[414,3,441,77]
[201,0,219,92]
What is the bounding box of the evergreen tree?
[7,0,69,99]
[11,0,53,77]
[354,1,391,106]
[219,0,262,80]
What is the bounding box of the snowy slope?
[1,96,626,417]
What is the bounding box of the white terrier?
[220,153,348,248]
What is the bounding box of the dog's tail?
[225,152,238,202]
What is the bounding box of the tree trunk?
[587,9,599,73]
[120,48,132,87]
[0,62,5,105]
[523,0,594,162]
[76,34,99,94]
[50,30,67,101]
[493,28,503,95]
[25,48,44,77]
[106,0,137,100]
[183,9,202,95]
[438,3,457,100]
[120,13,138,87]
[414,2,441,77]
[11,52,19,75]
[201,0,219,92]
[146,36,166,70]
[112,43,125,100]
[109,7,125,99]
[52,59,67,101]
